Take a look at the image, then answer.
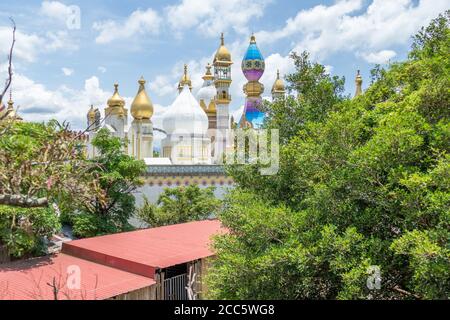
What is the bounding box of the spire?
[202,63,214,81]
[354,70,363,97]
[178,64,192,93]
[214,33,232,64]
[250,33,256,44]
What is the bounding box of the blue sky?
[0,0,448,130]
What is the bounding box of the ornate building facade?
[86,33,286,165]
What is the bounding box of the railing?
[164,273,188,300]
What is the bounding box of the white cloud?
[0,26,41,62]
[165,0,271,37]
[359,50,397,64]
[40,1,73,24]
[93,8,162,44]
[256,0,449,61]
[149,75,176,97]
[62,67,74,76]
[0,26,78,63]
[98,66,107,73]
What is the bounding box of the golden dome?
[272,70,286,93]
[214,33,232,63]
[178,64,192,92]
[107,83,125,108]
[131,77,154,120]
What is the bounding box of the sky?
[0,0,448,131]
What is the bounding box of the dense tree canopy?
[208,12,450,300]
[137,185,221,227]
[70,129,146,238]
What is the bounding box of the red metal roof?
[0,253,155,300]
[62,220,225,278]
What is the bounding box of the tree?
[71,129,146,238]
[137,185,221,227]
[208,12,450,300]
[261,51,346,144]
[0,120,94,208]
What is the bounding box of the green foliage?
[0,205,60,258]
[137,185,221,227]
[262,51,346,144]
[71,129,146,238]
[209,12,450,300]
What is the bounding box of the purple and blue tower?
[240,34,265,128]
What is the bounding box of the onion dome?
[107,83,125,108]
[272,70,286,95]
[178,64,193,93]
[131,77,154,120]
[214,33,232,64]
[242,34,265,81]
[87,105,96,120]
[163,85,209,136]
[354,70,363,97]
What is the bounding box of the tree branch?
[0,194,48,208]
[0,18,16,107]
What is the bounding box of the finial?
[277,69,280,79]
[220,32,224,45]
[354,70,363,97]
[114,83,119,92]
[184,64,188,76]
[250,33,256,43]
[139,76,146,85]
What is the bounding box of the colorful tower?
[213,33,232,161]
[241,34,265,128]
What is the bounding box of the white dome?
[163,85,209,135]
[197,84,216,104]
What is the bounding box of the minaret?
[241,34,265,128]
[130,77,154,160]
[271,70,286,100]
[213,33,233,162]
[105,83,127,140]
[178,64,193,93]
[354,70,363,97]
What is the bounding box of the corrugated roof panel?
[0,254,155,300]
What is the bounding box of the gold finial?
[178,65,192,92]
[355,70,363,97]
[139,76,146,86]
[202,63,214,81]
[220,32,224,45]
[272,69,286,97]
[250,33,256,43]
[107,82,126,109]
